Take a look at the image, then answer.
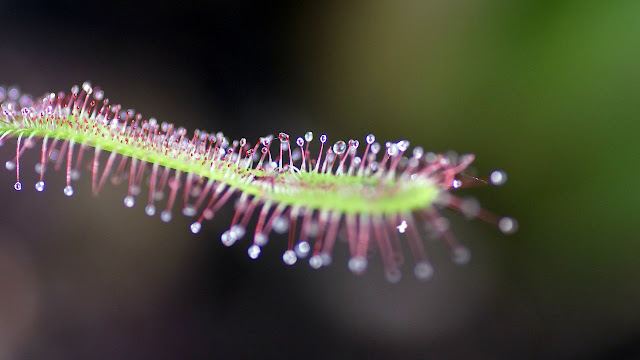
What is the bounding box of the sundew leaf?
[0,82,517,281]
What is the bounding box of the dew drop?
[182,206,196,217]
[387,143,399,156]
[123,195,135,208]
[294,241,310,258]
[348,256,367,274]
[190,222,202,234]
[254,233,268,246]
[248,244,261,259]
[366,134,375,144]
[221,230,237,247]
[425,152,437,163]
[230,225,246,240]
[94,90,104,101]
[452,246,471,265]
[305,131,313,142]
[35,181,45,192]
[282,250,297,265]
[14,182,22,191]
[278,133,289,142]
[370,142,381,154]
[397,140,410,152]
[385,269,402,283]
[490,170,507,186]
[145,204,156,216]
[320,253,332,266]
[292,148,301,161]
[63,185,74,197]
[82,81,92,93]
[319,134,327,143]
[498,217,518,234]
[414,261,434,280]
[412,146,424,159]
[332,141,347,155]
[5,161,15,171]
[309,255,322,269]
[8,86,20,100]
[296,137,304,147]
[160,210,172,223]
[396,220,408,233]
[272,217,289,234]
[452,179,462,188]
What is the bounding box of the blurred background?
[0,0,639,359]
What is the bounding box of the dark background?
[1,1,639,359]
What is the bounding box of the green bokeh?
[296,0,640,343]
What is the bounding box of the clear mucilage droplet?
[221,230,237,247]
[282,250,297,265]
[498,217,518,234]
[412,146,424,159]
[294,241,310,258]
[63,185,74,197]
[309,255,322,269]
[248,245,261,259]
[414,261,433,280]
[387,143,399,156]
[366,134,375,144]
[272,217,289,234]
[490,170,507,186]
[348,256,367,274]
[278,133,289,142]
[332,141,347,155]
[371,142,381,154]
[35,181,45,192]
[160,210,172,223]
[190,222,202,234]
[254,233,268,246]
[145,204,156,216]
[452,246,471,265]
[123,195,135,208]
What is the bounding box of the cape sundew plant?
[0,82,517,282]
